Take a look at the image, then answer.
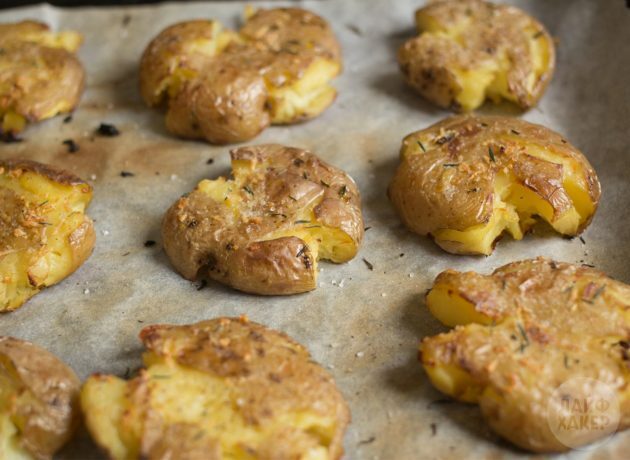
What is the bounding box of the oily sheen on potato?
[398,0,555,111]
[162,144,363,295]
[388,115,600,255]
[140,7,342,144]
[81,317,350,460]
[0,160,95,311]
[420,258,630,452]
[0,21,84,135]
[0,336,81,460]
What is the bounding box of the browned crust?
[0,25,85,131]
[388,115,600,235]
[0,20,51,42]
[398,0,556,110]
[0,159,90,188]
[0,336,81,459]
[126,317,350,459]
[162,144,363,296]
[421,258,630,452]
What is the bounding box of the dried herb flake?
[362,258,374,271]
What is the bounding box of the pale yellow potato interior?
[82,354,337,460]
[423,284,492,403]
[0,366,32,460]
[266,58,340,124]
[426,284,494,328]
[433,143,593,255]
[416,10,552,111]
[0,171,92,311]
[196,159,357,277]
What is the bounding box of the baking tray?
[1,1,629,458]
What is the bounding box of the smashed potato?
[0,21,84,136]
[420,258,630,452]
[81,317,350,459]
[140,7,341,144]
[0,336,81,459]
[162,144,363,295]
[0,160,95,311]
[388,115,600,255]
[398,0,555,111]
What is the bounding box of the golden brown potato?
[0,336,81,459]
[420,258,630,452]
[0,21,85,135]
[398,0,555,111]
[139,7,342,144]
[388,115,600,255]
[81,316,350,460]
[0,160,95,311]
[162,144,363,295]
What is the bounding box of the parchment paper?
[1,1,629,458]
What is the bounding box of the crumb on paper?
[83,288,90,295]
[356,351,364,358]
[101,230,110,236]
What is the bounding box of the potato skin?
[0,159,95,311]
[139,7,341,144]
[82,317,350,460]
[398,0,555,111]
[388,115,600,254]
[420,258,630,452]
[162,144,363,295]
[0,21,84,134]
[0,336,81,459]
[164,54,270,145]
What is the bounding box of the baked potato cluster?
[388,115,600,255]
[420,258,630,452]
[163,144,363,295]
[140,7,342,144]
[81,317,350,460]
[0,160,95,311]
[398,0,555,111]
[0,21,85,136]
[0,336,81,459]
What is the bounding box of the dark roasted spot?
[62,139,79,153]
[1,132,23,143]
[96,123,120,137]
